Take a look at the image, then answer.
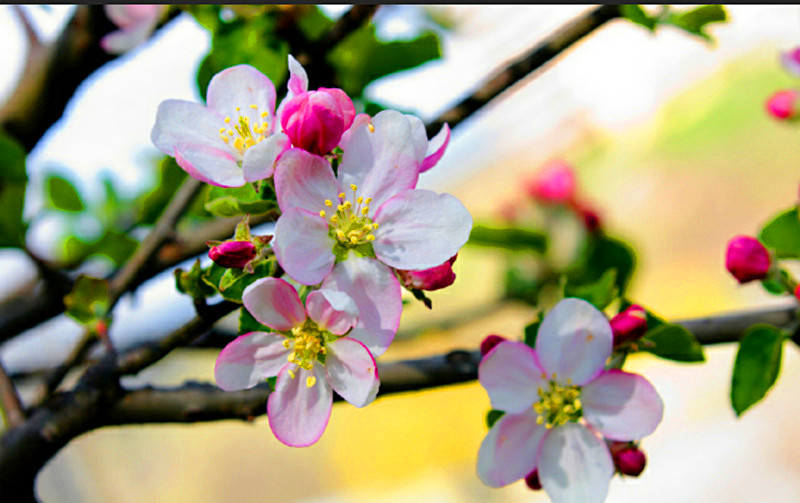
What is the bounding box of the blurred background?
[2,4,800,502]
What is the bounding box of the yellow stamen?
[324,199,333,207]
[350,184,358,191]
[261,111,269,118]
[338,192,346,199]
[249,104,258,109]
[224,117,231,124]
[306,376,316,388]
[319,210,326,218]
[368,123,375,133]
[287,368,296,379]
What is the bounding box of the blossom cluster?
[152,56,472,447]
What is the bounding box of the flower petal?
[479,341,545,414]
[273,208,336,285]
[242,132,290,182]
[306,290,357,335]
[581,370,664,441]
[151,99,226,155]
[536,298,613,386]
[174,143,245,188]
[242,278,306,331]
[206,65,277,129]
[274,148,339,214]
[100,19,156,54]
[477,409,547,488]
[337,110,423,211]
[338,113,371,151]
[419,123,450,173]
[214,331,290,391]
[321,257,401,357]
[287,54,309,96]
[268,365,332,447]
[538,423,614,503]
[373,189,473,270]
[325,337,379,407]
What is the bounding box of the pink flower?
[725,235,771,283]
[477,298,663,503]
[480,334,508,357]
[208,240,257,269]
[610,304,648,346]
[781,47,800,77]
[525,161,577,204]
[281,87,355,156]
[766,90,800,120]
[609,442,647,477]
[271,110,472,356]
[151,65,290,187]
[101,5,165,54]
[214,278,379,447]
[396,255,458,291]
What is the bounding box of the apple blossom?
[272,110,473,355]
[725,235,771,283]
[214,277,379,447]
[766,90,800,120]
[281,86,356,156]
[609,442,647,477]
[480,334,508,357]
[101,5,165,54]
[151,65,289,187]
[525,160,577,204]
[610,304,648,346]
[396,255,458,291]
[477,298,663,503]
[208,240,256,269]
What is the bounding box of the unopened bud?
[795,284,800,302]
[524,469,542,490]
[208,240,256,269]
[480,334,507,356]
[281,88,355,156]
[725,236,771,283]
[397,255,457,291]
[611,305,648,345]
[766,90,800,120]
[781,47,800,77]
[613,445,647,477]
[525,160,577,204]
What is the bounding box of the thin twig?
[0,363,25,429]
[40,330,95,397]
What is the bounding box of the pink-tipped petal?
[325,337,379,407]
[287,54,309,96]
[174,144,245,188]
[538,423,614,503]
[306,290,357,335]
[479,341,546,414]
[242,278,306,331]
[242,132,290,182]
[268,365,332,447]
[273,208,336,285]
[373,189,473,270]
[477,409,547,488]
[100,19,156,54]
[337,110,423,211]
[105,4,161,29]
[321,257,401,357]
[581,370,664,441]
[338,113,372,151]
[274,148,340,213]
[207,65,276,127]
[781,48,800,77]
[214,331,290,391]
[536,298,613,386]
[324,88,356,128]
[419,123,450,173]
[151,99,227,156]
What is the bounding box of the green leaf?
[0,131,27,248]
[212,259,275,303]
[761,269,791,295]
[486,409,504,428]
[565,269,618,310]
[467,225,547,253]
[297,6,334,41]
[642,323,705,362]
[329,25,441,96]
[409,288,433,309]
[620,5,657,31]
[219,267,249,292]
[524,320,541,348]
[175,259,218,300]
[731,324,784,416]
[759,207,800,258]
[239,307,270,334]
[666,5,728,42]
[45,174,84,212]
[583,236,636,297]
[204,183,276,218]
[64,276,110,324]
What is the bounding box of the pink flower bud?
[612,445,647,477]
[280,88,355,156]
[611,304,648,345]
[725,236,771,283]
[208,240,256,269]
[524,469,542,490]
[766,90,800,120]
[397,255,457,291]
[794,284,800,302]
[525,160,577,204]
[480,334,507,356]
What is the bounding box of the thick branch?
[425,4,620,137]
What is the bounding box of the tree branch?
[425,4,620,137]
[0,362,25,429]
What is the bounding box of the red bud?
[208,240,256,269]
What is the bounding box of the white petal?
[206,65,276,128]
[174,144,245,188]
[536,298,613,385]
[373,189,472,270]
[268,365,332,447]
[273,208,336,285]
[325,337,379,407]
[151,99,227,155]
[242,278,306,331]
[305,290,357,335]
[478,341,545,414]
[214,332,290,391]
[477,409,547,488]
[538,423,614,503]
[274,148,339,214]
[242,133,289,182]
[581,370,664,441]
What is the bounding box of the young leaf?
[239,307,270,334]
[731,324,784,417]
[620,5,657,31]
[565,269,618,310]
[642,323,705,362]
[175,259,218,300]
[45,174,85,212]
[758,207,800,258]
[0,131,27,248]
[666,5,728,42]
[204,183,276,217]
[486,409,505,429]
[467,224,547,252]
[64,276,110,324]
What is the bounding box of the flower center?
[218,104,271,154]
[533,380,582,429]
[283,319,327,387]
[318,184,379,249]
